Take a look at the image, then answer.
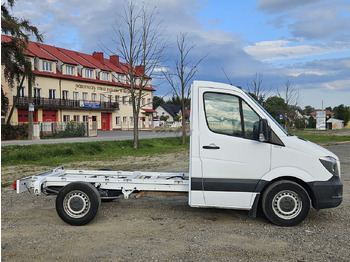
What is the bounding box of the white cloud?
[285,69,339,77]
[323,79,350,91]
[259,0,350,42]
[244,40,348,62]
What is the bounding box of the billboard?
[316,111,326,130]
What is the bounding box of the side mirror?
[258,119,270,142]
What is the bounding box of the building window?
[34,88,41,98]
[62,90,69,100]
[66,65,74,75]
[83,115,89,122]
[85,69,93,78]
[63,115,70,122]
[73,115,80,122]
[122,96,127,105]
[42,61,53,72]
[82,92,88,101]
[91,93,96,101]
[142,98,145,106]
[115,95,120,104]
[73,92,79,101]
[147,98,151,105]
[100,94,104,102]
[129,97,132,105]
[49,89,56,99]
[19,87,25,97]
[118,75,122,82]
[102,72,109,81]
[130,117,134,124]
[116,116,120,125]
[123,116,127,124]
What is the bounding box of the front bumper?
[308,176,343,210]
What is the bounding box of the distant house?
[155,104,182,122]
[326,118,344,130]
[289,105,305,119]
[310,110,334,118]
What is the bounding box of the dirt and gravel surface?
[1,143,350,262]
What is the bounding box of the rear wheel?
[56,182,101,226]
[262,180,310,226]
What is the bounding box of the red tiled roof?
[27,41,57,61]
[1,35,34,57]
[38,43,78,65]
[58,48,97,68]
[102,58,125,74]
[1,34,11,42]
[141,108,157,113]
[310,110,334,117]
[78,52,111,72]
[2,35,56,60]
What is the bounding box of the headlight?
[319,156,339,177]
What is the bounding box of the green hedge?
[1,124,28,140]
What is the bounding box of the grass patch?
[1,136,189,167]
[290,129,350,144]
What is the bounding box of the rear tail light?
[13,181,17,191]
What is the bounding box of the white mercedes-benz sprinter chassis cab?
[15,81,343,227]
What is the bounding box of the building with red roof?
[1,35,155,131]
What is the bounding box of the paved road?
[1,130,182,146]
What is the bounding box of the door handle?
[203,144,220,150]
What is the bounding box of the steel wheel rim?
[63,190,91,218]
[272,190,302,220]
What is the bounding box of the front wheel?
[56,182,101,226]
[262,180,310,226]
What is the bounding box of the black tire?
[262,180,310,226]
[56,182,101,226]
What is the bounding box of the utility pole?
[28,76,33,140]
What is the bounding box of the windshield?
[246,93,289,136]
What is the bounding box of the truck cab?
[189,81,343,226]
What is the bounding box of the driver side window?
[204,92,242,137]
[204,92,260,140]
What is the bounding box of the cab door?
[199,88,271,209]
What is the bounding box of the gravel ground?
[1,143,350,262]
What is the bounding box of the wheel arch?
[256,176,315,211]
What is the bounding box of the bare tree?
[247,73,270,105]
[163,32,206,144]
[112,0,166,149]
[277,80,300,131]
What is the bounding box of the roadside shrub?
[1,124,28,140]
[294,118,306,130]
[41,122,87,138]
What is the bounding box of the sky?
[6,0,350,109]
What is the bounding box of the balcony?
[14,96,119,111]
